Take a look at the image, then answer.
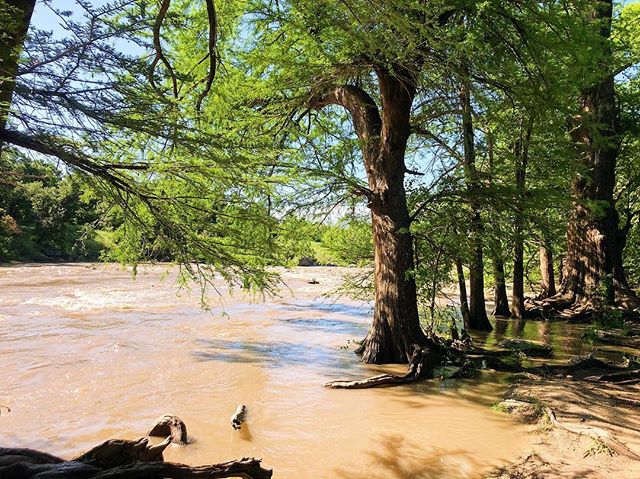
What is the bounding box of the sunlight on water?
[0,264,529,478]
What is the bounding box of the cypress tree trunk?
[311,66,427,363]
[0,0,36,133]
[539,245,556,298]
[456,258,471,331]
[492,253,510,316]
[460,69,492,331]
[486,132,510,317]
[511,117,533,318]
[561,0,639,312]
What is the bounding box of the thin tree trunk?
[539,245,556,298]
[486,132,510,317]
[511,117,533,318]
[460,67,491,331]
[0,0,35,134]
[492,253,510,316]
[456,258,471,331]
[561,0,639,312]
[558,255,565,285]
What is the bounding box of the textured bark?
[310,66,427,363]
[560,0,639,312]
[511,117,533,319]
[456,258,472,331]
[486,132,510,317]
[0,0,35,134]
[539,245,556,298]
[492,253,510,316]
[460,70,491,331]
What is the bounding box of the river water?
[0,264,534,478]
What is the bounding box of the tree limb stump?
[149,415,188,444]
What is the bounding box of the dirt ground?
[485,377,640,479]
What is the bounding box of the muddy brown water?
[0,263,599,478]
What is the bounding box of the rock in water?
[231,404,247,430]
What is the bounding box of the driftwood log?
[149,415,188,444]
[231,405,247,430]
[1,419,272,479]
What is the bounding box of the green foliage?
[319,219,373,266]
[0,152,104,261]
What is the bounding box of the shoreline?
[486,376,640,479]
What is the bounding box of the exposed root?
[326,335,529,389]
[545,407,640,461]
[0,418,272,479]
[525,291,640,323]
[584,369,640,384]
[73,437,172,467]
[325,345,441,389]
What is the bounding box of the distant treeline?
[0,152,110,261]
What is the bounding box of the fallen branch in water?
[0,420,272,479]
[544,407,640,461]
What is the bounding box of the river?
[0,263,533,478]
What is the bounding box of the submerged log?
[149,415,188,444]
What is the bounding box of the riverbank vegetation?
[0,0,640,476]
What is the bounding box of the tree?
[557,0,640,316]
[0,0,35,134]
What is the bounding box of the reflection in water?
[475,317,628,364]
[1,264,528,478]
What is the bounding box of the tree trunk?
[539,245,556,298]
[492,253,510,316]
[0,0,35,134]
[561,0,639,312]
[486,131,510,317]
[460,69,492,331]
[356,67,426,363]
[310,68,427,364]
[456,258,471,331]
[511,117,533,318]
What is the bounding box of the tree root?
[584,369,640,384]
[325,345,441,389]
[525,292,640,323]
[544,408,640,461]
[326,336,640,389]
[325,336,529,389]
[0,419,272,479]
